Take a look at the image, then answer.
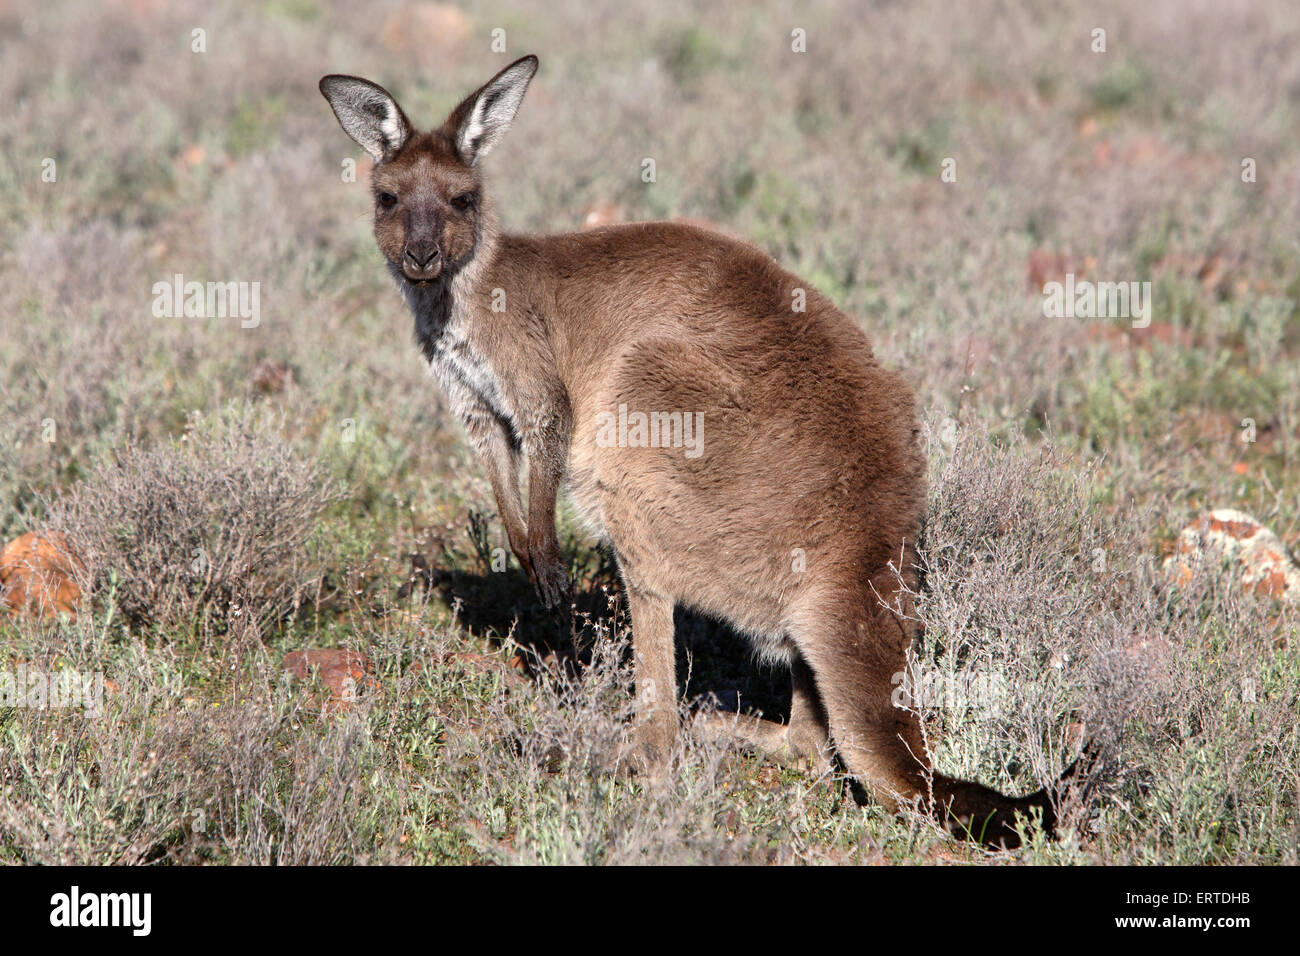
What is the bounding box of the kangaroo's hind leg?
[619,577,679,779]
[792,572,1056,849]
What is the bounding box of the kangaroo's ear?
[319,74,413,163]
[446,55,538,166]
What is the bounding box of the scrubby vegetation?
[0,0,1297,864]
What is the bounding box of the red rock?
[251,360,294,394]
[0,531,84,620]
[1164,509,1300,601]
[282,649,373,702]
[1026,248,1093,292]
[579,203,623,230]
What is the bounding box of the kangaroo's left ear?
[446,55,538,166]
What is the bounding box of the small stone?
[1164,509,1300,601]
[282,649,374,706]
[251,360,294,394]
[0,531,84,620]
[580,203,622,230]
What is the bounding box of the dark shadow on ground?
[403,536,793,723]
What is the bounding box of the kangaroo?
[320,55,1092,848]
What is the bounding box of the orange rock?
[580,203,623,230]
[251,359,294,394]
[1026,248,1088,292]
[1164,509,1300,602]
[282,649,376,708]
[0,532,83,620]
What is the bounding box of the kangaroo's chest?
[402,275,517,429]
[425,321,516,429]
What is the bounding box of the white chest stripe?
[428,334,516,430]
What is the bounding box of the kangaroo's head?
[320,55,537,284]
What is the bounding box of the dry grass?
[42,405,338,642]
[0,0,1297,864]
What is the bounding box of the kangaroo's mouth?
[402,260,443,283]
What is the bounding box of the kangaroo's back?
[508,223,923,615]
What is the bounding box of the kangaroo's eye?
[450,192,476,211]
[377,192,398,209]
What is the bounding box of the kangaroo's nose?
[404,243,441,269]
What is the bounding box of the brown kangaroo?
[320,55,1091,848]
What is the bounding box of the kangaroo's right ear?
[319,75,413,163]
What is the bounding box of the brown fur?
[321,56,1090,848]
